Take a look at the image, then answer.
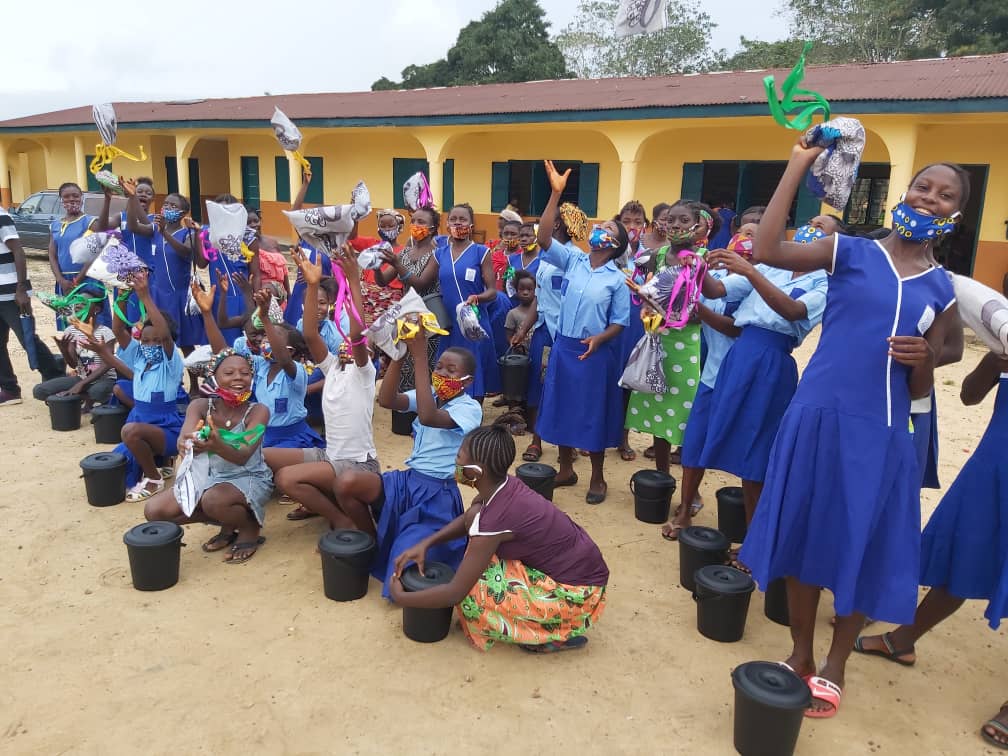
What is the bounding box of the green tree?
[721,37,836,70]
[371,0,570,90]
[555,0,722,78]
[908,0,1008,56]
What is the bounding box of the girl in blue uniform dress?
[615,201,649,462]
[435,203,500,400]
[535,161,630,505]
[95,176,157,323]
[47,182,111,328]
[698,245,829,537]
[204,193,260,345]
[338,331,482,598]
[738,144,967,719]
[86,270,185,500]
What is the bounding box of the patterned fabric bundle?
[207,201,253,263]
[951,273,1008,356]
[456,302,488,341]
[283,181,371,257]
[402,172,433,213]
[270,106,311,176]
[89,102,146,181]
[366,289,447,360]
[619,332,669,394]
[804,117,866,210]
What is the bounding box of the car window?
[39,194,60,214]
[17,194,42,214]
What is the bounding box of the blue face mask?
[890,202,959,242]
[793,225,826,244]
[140,344,163,365]
[588,226,619,251]
[163,208,184,223]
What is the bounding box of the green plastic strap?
[113,288,146,326]
[764,41,831,131]
[217,423,266,450]
[50,282,108,322]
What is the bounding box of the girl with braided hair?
[389,415,609,653]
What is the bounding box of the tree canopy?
[371,0,570,91]
[555,0,722,78]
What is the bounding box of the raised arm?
[291,169,312,211]
[707,249,810,322]
[191,280,227,353]
[91,189,114,232]
[753,141,835,272]
[535,160,575,271]
[333,242,370,368]
[409,334,460,429]
[255,288,296,379]
[120,178,154,236]
[292,247,329,365]
[132,270,175,359]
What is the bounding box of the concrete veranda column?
[72,135,88,189]
[877,124,920,217]
[427,160,443,212]
[0,145,10,208]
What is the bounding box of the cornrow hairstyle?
[501,219,522,234]
[652,202,671,222]
[443,346,476,376]
[319,276,339,303]
[825,214,848,235]
[276,322,310,362]
[616,200,649,226]
[910,163,972,212]
[463,418,517,480]
[450,203,476,224]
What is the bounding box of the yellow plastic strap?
[395,318,421,342]
[642,312,664,333]
[288,150,312,175]
[394,313,448,342]
[89,144,148,174]
[418,312,448,336]
[239,242,254,263]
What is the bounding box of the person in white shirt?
[273,244,380,532]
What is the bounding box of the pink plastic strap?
[330,265,365,341]
[663,252,707,329]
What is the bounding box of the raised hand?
[253,287,273,316]
[231,271,253,296]
[292,246,322,286]
[190,280,216,314]
[119,176,137,197]
[335,242,361,278]
[215,270,230,293]
[544,159,571,194]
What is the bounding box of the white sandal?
[126,476,165,502]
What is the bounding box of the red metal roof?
[2,53,1006,129]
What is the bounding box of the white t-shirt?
[64,324,116,380]
[317,352,377,463]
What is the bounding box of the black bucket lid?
[695,565,755,595]
[81,452,128,471]
[399,561,455,592]
[498,353,530,366]
[715,486,743,504]
[318,529,375,558]
[92,404,129,416]
[47,393,82,404]
[679,525,730,552]
[516,462,557,480]
[631,469,677,489]
[732,661,812,710]
[123,521,183,548]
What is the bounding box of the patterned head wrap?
[558,203,588,242]
[377,208,406,233]
[209,348,254,375]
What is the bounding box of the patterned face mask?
[890,202,960,242]
[378,227,400,243]
[588,226,619,251]
[140,344,163,365]
[502,237,520,250]
[727,233,754,257]
[432,372,469,401]
[215,387,251,406]
[409,224,431,242]
[63,198,83,215]
[449,224,472,240]
[793,225,826,244]
[163,208,184,223]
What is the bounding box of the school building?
[1,53,1006,287]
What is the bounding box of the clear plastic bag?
[619,332,668,394]
[456,302,488,341]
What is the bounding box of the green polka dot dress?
[624,245,703,446]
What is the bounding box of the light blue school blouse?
[533,240,572,340]
[298,311,351,355]
[721,265,828,347]
[700,268,744,388]
[252,356,307,427]
[403,390,483,479]
[118,340,185,403]
[540,240,631,339]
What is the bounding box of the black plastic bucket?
[123,521,184,591]
[498,352,530,402]
[80,452,127,507]
[319,529,376,602]
[47,393,82,431]
[399,561,455,643]
[731,661,811,756]
[630,470,677,524]
[678,526,730,592]
[92,404,130,444]
[516,462,557,502]
[764,577,790,626]
[391,409,417,436]
[716,486,747,543]
[693,565,755,643]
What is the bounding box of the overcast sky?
[2,0,786,120]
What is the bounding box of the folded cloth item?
[92,103,118,146]
[85,238,147,287]
[357,241,391,271]
[402,172,433,213]
[270,107,302,152]
[366,289,447,360]
[184,344,215,373]
[951,273,1008,356]
[70,231,118,267]
[804,117,866,210]
[283,181,372,257]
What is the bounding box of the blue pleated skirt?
[619,300,645,370]
[150,285,206,348]
[739,402,922,624]
[437,308,501,398]
[920,423,1008,628]
[911,394,940,489]
[680,382,715,468]
[115,399,186,487]
[537,334,623,452]
[263,418,324,449]
[526,325,553,409]
[371,469,466,598]
[699,327,797,482]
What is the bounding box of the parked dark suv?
[9,190,129,249]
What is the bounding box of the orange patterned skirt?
[458,555,607,651]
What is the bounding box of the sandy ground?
[2,255,1006,755]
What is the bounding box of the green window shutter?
[681,162,704,201]
[794,183,821,227]
[304,157,323,204]
[164,157,179,195]
[84,156,101,192]
[274,156,291,203]
[392,157,430,208]
[442,159,455,210]
[240,156,260,207]
[577,162,599,217]
[490,162,510,213]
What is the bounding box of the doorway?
[934,164,988,276]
